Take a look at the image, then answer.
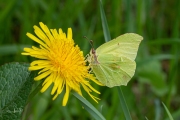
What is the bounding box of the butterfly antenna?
[83,36,98,63]
[83,36,95,49]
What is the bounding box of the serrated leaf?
[0,62,34,120]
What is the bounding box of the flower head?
[22,22,102,106]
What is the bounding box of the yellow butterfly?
[88,33,143,87]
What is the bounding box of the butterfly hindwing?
[91,54,136,87]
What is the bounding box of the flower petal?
[33,25,51,46]
[34,70,52,81]
[39,22,54,43]
[41,80,52,92]
[67,28,72,39]
[62,84,70,106]
[26,33,48,49]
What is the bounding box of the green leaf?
[162,102,174,120]
[72,92,106,120]
[0,62,34,120]
[137,61,168,96]
[117,87,132,120]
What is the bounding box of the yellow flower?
[22,22,102,106]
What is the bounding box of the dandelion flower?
[22,22,102,106]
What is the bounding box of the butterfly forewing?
[96,33,143,61]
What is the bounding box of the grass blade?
[99,0,111,42]
[155,99,161,120]
[162,102,174,120]
[26,80,43,104]
[117,87,132,120]
[0,0,16,23]
[72,92,106,120]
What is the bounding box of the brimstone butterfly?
[88,33,143,87]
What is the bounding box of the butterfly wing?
[96,33,143,61]
[91,54,136,87]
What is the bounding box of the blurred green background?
[0,0,180,120]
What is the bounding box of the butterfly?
[88,33,143,87]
